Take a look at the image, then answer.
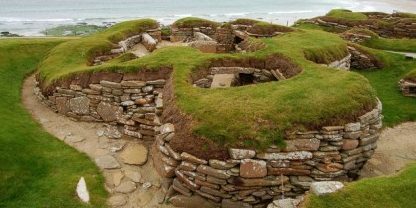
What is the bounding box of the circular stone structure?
[35,18,382,208]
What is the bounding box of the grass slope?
[0,39,107,208]
[357,52,416,125]
[326,9,369,21]
[305,164,416,208]
[363,38,416,53]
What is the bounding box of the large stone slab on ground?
[114,181,136,193]
[95,155,120,169]
[119,143,148,165]
[169,195,218,208]
[310,181,344,196]
[267,198,296,208]
[96,102,123,122]
[108,194,127,207]
[211,74,236,88]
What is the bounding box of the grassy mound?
[38,19,377,150]
[344,28,379,38]
[172,17,220,29]
[229,18,261,26]
[247,22,294,36]
[305,164,416,208]
[362,38,416,53]
[0,39,107,207]
[326,9,369,21]
[403,69,416,82]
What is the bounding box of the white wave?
[224,13,249,16]
[0,17,74,22]
[174,14,192,18]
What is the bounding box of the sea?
[1,0,416,36]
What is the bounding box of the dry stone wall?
[152,100,382,207]
[327,54,351,70]
[399,79,416,97]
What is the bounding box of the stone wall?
[347,46,382,70]
[399,79,416,97]
[171,27,216,42]
[152,100,382,207]
[327,54,351,70]
[35,72,169,140]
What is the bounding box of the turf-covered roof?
[37,18,378,149]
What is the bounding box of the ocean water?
[0,0,416,36]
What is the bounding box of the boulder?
[310,181,344,196]
[76,177,90,203]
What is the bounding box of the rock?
[231,176,289,187]
[360,134,379,146]
[120,80,146,88]
[269,198,296,208]
[100,80,122,89]
[240,159,267,178]
[267,167,311,176]
[95,155,120,169]
[342,139,359,150]
[310,181,344,196]
[64,134,85,143]
[124,170,141,183]
[115,181,136,193]
[69,97,90,114]
[257,151,313,160]
[160,123,175,134]
[197,165,230,179]
[142,182,152,189]
[55,97,70,114]
[345,122,361,132]
[181,152,207,165]
[96,102,123,122]
[119,143,148,165]
[76,177,90,203]
[209,159,238,170]
[104,125,122,139]
[108,194,127,207]
[284,138,320,151]
[200,186,232,198]
[229,148,256,159]
[112,171,124,187]
[169,195,218,208]
[211,74,236,88]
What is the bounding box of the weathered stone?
[267,167,311,176]
[206,176,227,185]
[270,198,296,208]
[200,186,232,198]
[360,134,379,146]
[175,170,200,190]
[96,102,123,122]
[197,165,230,179]
[119,143,148,165]
[195,178,220,189]
[345,122,361,132]
[169,195,218,208]
[124,170,141,183]
[310,181,344,196]
[196,190,222,203]
[342,139,359,150]
[211,74,236,88]
[55,97,70,114]
[343,131,361,139]
[178,161,197,171]
[100,80,122,89]
[322,126,344,131]
[284,138,320,151]
[95,155,120,169]
[229,148,256,159]
[115,181,136,193]
[76,177,90,203]
[120,80,146,88]
[181,152,208,165]
[257,151,313,160]
[231,176,289,187]
[316,163,343,173]
[104,125,122,139]
[240,159,267,178]
[108,194,127,207]
[172,178,192,196]
[69,97,90,114]
[209,159,238,170]
[165,144,181,160]
[152,144,176,177]
[160,123,175,134]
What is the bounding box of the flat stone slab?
[119,143,148,165]
[76,177,90,203]
[95,155,120,169]
[211,74,236,88]
[311,181,344,196]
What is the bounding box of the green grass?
[326,9,369,21]
[43,24,106,36]
[356,51,416,126]
[247,22,294,36]
[363,38,416,53]
[172,17,220,29]
[37,22,378,149]
[0,38,107,208]
[305,163,416,208]
[403,68,416,82]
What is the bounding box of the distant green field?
[0,38,107,208]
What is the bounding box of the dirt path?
[360,122,416,178]
[22,76,175,208]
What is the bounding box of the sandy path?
[360,122,416,178]
[22,76,174,208]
